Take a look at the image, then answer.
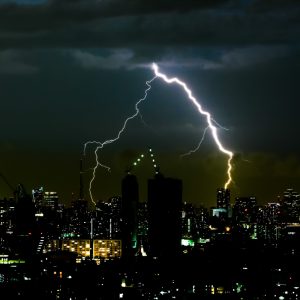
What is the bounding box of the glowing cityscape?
[0,0,299,299]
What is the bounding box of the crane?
[0,172,16,198]
[0,173,27,201]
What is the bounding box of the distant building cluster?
[0,168,299,299]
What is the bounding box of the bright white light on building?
[121,279,126,287]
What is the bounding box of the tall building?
[94,196,122,239]
[232,196,258,240]
[182,202,197,240]
[68,199,90,238]
[280,188,300,223]
[15,184,35,236]
[32,187,44,211]
[109,196,122,238]
[217,188,230,209]
[147,173,182,258]
[44,191,59,211]
[233,196,257,224]
[0,198,16,235]
[257,203,282,241]
[137,202,148,244]
[121,174,139,257]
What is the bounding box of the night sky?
[0,0,299,208]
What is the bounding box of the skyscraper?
[217,188,230,209]
[121,173,139,257]
[147,173,182,258]
[44,191,59,211]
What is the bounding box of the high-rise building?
[32,187,44,210]
[137,201,149,251]
[94,196,122,239]
[147,173,182,258]
[15,184,35,236]
[68,199,89,238]
[44,191,59,211]
[121,174,139,257]
[257,203,282,241]
[280,188,300,223]
[233,196,257,224]
[232,196,258,240]
[217,188,230,209]
[182,202,197,240]
[0,198,16,234]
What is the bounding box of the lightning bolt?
[85,63,234,205]
[180,126,209,158]
[84,76,156,206]
[152,63,233,189]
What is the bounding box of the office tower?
[44,191,59,211]
[233,196,257,224]
[0,198,16,234]
[232,196,258,240]
[265,203,281,224]
[109,196,122,236]
[121,174,139,257]
[217,188,230,209]
[182,202,197,240]
[32,187,44,210]
[280,188,300,223]
[182,204,209,243]
[95,201,111,238]
[69,199,89,238]
[147,173,182,258]
[14,184,35,259]
[94,196,122,239]
[257,203,282,241]
[195,206,210,241]
[137,202,148,244]
[213,188,231,220]
[15,183,35,235]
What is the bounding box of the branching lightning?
[180,126,209,158]
[84,76,156,206]
[152,63,233,189]
[84,63,234,205]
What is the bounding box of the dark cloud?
[249,0,299,12]
[0,0,228,32]
[0,0,298,49]
[71,48,135,70]
[0,49,38,74]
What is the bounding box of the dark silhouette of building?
[147,173,182,258]
[121,174,139,257]
[14,184,36,259]
[15,183,35,236]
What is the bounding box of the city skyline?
[0,0,299,207]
